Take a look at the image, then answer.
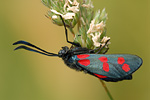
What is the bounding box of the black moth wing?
[73,54,142,81]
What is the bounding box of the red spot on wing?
[94,73,107,78]
[98,57,109,72]
[77,54,90,59]
[118,57,125,64]
[103,62,109,72]
[78,59,90,66]
[122,64,130,72]
[99,56,108,63]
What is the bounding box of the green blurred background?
[0,0,149,100]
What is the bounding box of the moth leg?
[102,48,109,54]
[59,15,81,47]
[95,39,110,54]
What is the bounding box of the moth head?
[58,46,69,57]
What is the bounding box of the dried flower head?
[87,19,105,34]
[42,0,110,54]
[42,0,80,28]
[90,32,101,47]
[51,9,75,19]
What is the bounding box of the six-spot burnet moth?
[13,15,143,82]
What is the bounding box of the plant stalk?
[99,79,114,100]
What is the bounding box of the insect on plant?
[13,15,143,82]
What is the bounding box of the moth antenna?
[13,40,57,55]
[14,45,58,56]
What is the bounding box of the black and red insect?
[13,16,142,82]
